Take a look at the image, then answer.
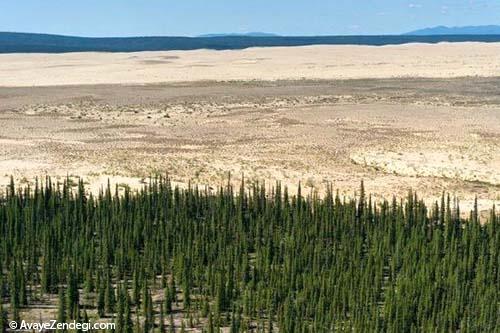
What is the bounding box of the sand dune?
[1,79,499,214]
[1,43,499,215]
[1,42,500,87]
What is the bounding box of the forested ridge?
[0,176,498,332]
[3,32,500,53]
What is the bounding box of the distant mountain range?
[197,32,280,38]
[405,25,500,36]
[2,31,500,53]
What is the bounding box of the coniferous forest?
[0,176,498,332]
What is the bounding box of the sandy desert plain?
[0,42,499,216]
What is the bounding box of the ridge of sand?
[1,42,500,87]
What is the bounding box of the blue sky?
[1,0,499,37]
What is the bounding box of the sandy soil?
[1,43,500,87]
[1,78,499,215]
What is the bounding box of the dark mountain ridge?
[197,32,280,37]
[405,25,500,35]
[1,31,500,53]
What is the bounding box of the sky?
[1,0,499,37]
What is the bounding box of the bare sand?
[1,78,499,215]
[1,42,500,87]
[0,44,499,216]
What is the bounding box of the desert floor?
[1,43,500,86]
[0,44,499,216]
